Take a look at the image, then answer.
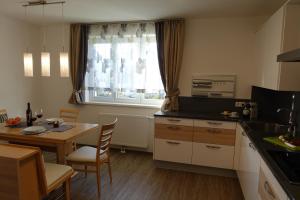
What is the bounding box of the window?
[84,23,164,106]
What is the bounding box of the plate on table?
[23,126,47,135]
[46,118,64,124]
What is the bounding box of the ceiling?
[0,0,287,25]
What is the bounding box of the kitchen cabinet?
[258,157,289,200]
[154,117,193,164]
[154,117,237,169]
[192,120,236,169]
[256,2,300,91]
[237,124,260,200]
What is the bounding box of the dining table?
[0,122,99,164]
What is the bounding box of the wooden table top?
[0,122,99,144]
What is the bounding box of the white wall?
[0,14,41,116]
[180,17,264,98]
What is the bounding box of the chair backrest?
[59,108,80,122]
[0,144,48,199]
[0,109,8,123]
[96,118,118,161]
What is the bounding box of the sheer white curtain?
[85,22,164,104]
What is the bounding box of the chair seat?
[66,146,108,163]
[44,163,73,188]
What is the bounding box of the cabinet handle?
[207,128,222,134]
[264,181,276,199]
[207,121,223,126]
[167,119,181,122]
[249,142,256,151]
[206,145,221,150]
[166,141,181,145]
[167,126,180,131]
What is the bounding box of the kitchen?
[0,0,300,199]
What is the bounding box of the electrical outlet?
[235,101,245,107]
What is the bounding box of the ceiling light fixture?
[23,6,33,77]
[41,4,50,77]
[59,2,69,77]
[23,0,66,77]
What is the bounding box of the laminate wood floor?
[62,150,244,200]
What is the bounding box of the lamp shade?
[60,52,69,77]
[41,52,50,77]
[23,53,33,77]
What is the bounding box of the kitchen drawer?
[155,117,193,126]
[155,123,193,142]
[192,143,234,169]
[194,127,235,146]
[194,120,236,129]
[154,138,192,164]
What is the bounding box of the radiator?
[98,113,152,148]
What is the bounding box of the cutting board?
[263,137,300,151]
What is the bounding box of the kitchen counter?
[154,111,241,122]
[240,121,300,200]
[154,111,300,200]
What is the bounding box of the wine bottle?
[26,102,33,126]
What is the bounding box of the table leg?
[56,144,66,164]
[56,142,75,164]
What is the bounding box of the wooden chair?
[66,118,118,198]
[0,109,8,123]
[60,108,80,151]
[59,108,80,122]
[0,144,73,200]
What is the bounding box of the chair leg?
[107,159,112,184]
[84,165,87,177]
[96,164,101,199]
[64,178,71,200]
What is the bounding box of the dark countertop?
[154,111,299,200]
[240,121,300,200]
[154,111,241,122]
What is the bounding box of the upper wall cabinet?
[256,1,300,91]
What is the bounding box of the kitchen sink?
[246,121,287,133]
[268,150,300,184]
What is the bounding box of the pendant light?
[59,2,69,77]
[41,4,50,77]
[23,6,33,77]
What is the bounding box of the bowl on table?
[6,117,22,127]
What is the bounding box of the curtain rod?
[73,18,184,26]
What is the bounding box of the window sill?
[82,101,162,109]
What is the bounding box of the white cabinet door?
[154,138,193,164]
[259,156,289,200]
[192,143,234,169]
[238,127,260,200]
[234,124,243,170]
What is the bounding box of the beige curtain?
[155,19,185,112]
[69,24,89,104]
